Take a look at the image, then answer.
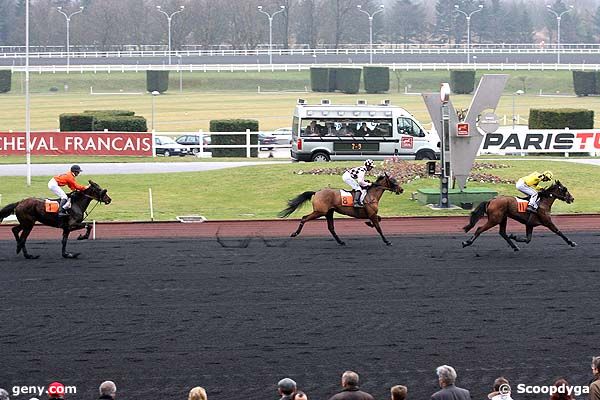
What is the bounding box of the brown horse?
[0,180,112,259]
[278,173,403,245]
[462,180,576,251]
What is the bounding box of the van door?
[397,117,428,157]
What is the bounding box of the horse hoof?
[25,254,39,259]
[385,241,392,246]
[338,241,346,246]
[570,242,578,247]
[63,252,80,259]
[461,241,469,248]
[290,233,298,238]
[16,246,22,254]
[513,247,520,252]
[76,235,87,241]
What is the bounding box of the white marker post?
[149,188,154,221]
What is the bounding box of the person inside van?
[305,120,320,136]
[357,122,371,136]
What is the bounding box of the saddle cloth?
[45,199,59,213]
[515,198,528,213]
[340,190,354,207]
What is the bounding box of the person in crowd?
[47,382,65,400]
[431,365,471,400]
[0,388,9,400]
[342,159,374,207]
[487,377,513,400]
[357,122,371,136]
[305,120,320,136]
[515,170,554,213]
[98,381,117,400]
[188,386,207,400]
[550,378,573,400]
[47,164,88,216]
[391,385,407,400]
[293,391,308,400]
[278,378,297,400]
[328,370,375,400]
[590,356,600,400]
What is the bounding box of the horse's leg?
[369,214,391,246]
[291,211,323,237]
[364,215,381,228]
[544,221,577,247]
[12,224,23,254]
[17,224,38,259]
[499,217,520,251]
[62,228,80,259]
[509,224,534,243]
[325,209,345,245]
[76,223,92,240]
[462,214,500,248]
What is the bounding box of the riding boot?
[353,191,363,208]
[58,198,69,217]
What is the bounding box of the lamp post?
[56,6,84,69]
[257,5,285,65]
[357,4,385,64]
[512,89,524,131]
[151,91,160,131]
[156,5,185,65]
[25,0,30,186]
[454,4,483,64]
[546,5,574,64]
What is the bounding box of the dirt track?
[1,220,599,400]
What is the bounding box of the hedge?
[529,108,594,129]
[146,70,169,93]
[0,70,11,93]
[210,119,259,158]
[572,71,597,96]
[335,68,362,94]
[328,68,338,92]
[310,68,330,92]
[450,70,476,94]
[93,116,148,132]
[84,110,135,117]
[364,67,389,93]
[59,114,95,131]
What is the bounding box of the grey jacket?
[431,384,471,400]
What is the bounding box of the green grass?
[2,70,600,132]
[0,160,597,221]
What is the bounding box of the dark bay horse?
[462,181,576,251]
[0,180,112,259]
[278,173,403,245]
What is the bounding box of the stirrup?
[526,205,537,214]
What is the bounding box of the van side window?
[398,117,424,137]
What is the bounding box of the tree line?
[0,0,599,51]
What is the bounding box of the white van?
[290,99,440,162]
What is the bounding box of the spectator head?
[592,356,600,376]
[48,382,65,399]
[436,365,457,388]
[493,377,509,392]
[391,385,407,400]
[99,381,117,399]
[188,387,207,400]
[550,378,573,400]
[0,388,9,400]
[341,371,359,388]
[278,378,297,396]
[292,391,308,400]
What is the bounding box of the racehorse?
[0,180,112,259]
[278,173,403,245]
[462,180,576,251]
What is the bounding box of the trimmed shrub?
[310,68,330,92]
[364,67,390,93]
[146,70,169,93]
[572,71,596,96]
[335,68,362,94]
[84,110,135,117]
[328,68,337,92]
[450,70,476,94]
[210,119,259,158]
[529,108,594,129]
[59,113,95,131]
[0,70,11,93]
[93,116,148,132]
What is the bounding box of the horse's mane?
[538,180,563,198]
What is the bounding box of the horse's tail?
[278,191,316,218]
[0,201,19,222]
[463,200,488,232]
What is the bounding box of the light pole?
[156,5,185,65]
[454,4,483,64]
[257,5,286,65]
[357,4,385,64]
[56,6,84,69]
[547,5,574,64]
[512,89,524,131]
[151,91,160,131]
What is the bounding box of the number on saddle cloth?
[45,199,60,213]
[515,198,529,213]
[340,189,355,206]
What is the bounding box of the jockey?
[342,159,374,207]
[515,170,553,213]
[48,165,88,216]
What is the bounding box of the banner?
[481,130,600,153]
[0,131,154,156]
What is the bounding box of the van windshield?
[300,118,392,138]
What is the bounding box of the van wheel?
[416,150,435,160]
[311,152,330,162]
[164,150,171,157]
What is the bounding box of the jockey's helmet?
[71,165,82,174]
[364,159,374,169]
[542,170,553,181]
